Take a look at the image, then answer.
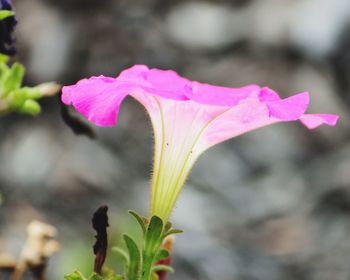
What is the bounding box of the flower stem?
[125,212,179,280]
[141,252,155,280]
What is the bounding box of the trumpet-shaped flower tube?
[62,65,339,222]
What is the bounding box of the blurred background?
[0,0,350,279]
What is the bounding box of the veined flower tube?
[62,65,339,222]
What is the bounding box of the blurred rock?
[288,0,350,58]
[290,63,349,141]
[250,0,350,58]
[255,216,308,255]
[166,0,350,60]
[165,2,247,50]
[15,0,74,82]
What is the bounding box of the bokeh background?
[1,0,350,279]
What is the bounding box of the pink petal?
[197,100,277,150]
[61,84,74,105]
[118,65,190,100]
[146,68,192,99]
[258,87,281,102]
[116,64,149,81]
[61,66,193,127]
[62,76,129,126]
[186,82,260,106]
[265,92,310,121]
[300,114,340,129]
[62,65,339,138]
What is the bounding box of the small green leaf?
[154,249,169,263]
[129,210,147,236]
[19,99,41,115]
[3,63,25,93]
[112,246,129,264]
[123,234,142,280]
[5,89,25,109]
[88,270,123,280]
[145,216,163,254]
[164,221,172,232]
[21,87,41,99]
[0,64,11,95]
[64,271,88,280]
[163,229,183,238]
[89,274,103,280]
[0,54,9,64]
[0,10,15,20]
[151,265,174,273]
[101,267,117,278]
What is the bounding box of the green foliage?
[0,10,15,20]
[154,249,169,263]
[0,54,9,64]
[125,212,183,280]
[128,210,147,236]
[4,63,25,91]
[64,270,124,280]
[151,265,174,274]
[144,216,163,255]
[65,211,182,280]
[162,228,183,239]
[0,55,59,116]
[123,234,142,280]
[64,271,87,280]
[112,247,129,264]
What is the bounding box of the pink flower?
[62,65,339,221]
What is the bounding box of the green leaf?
[164,222,172,232]
[154,249,169,263]
[89,270,123,280]
[89,274,103,280]
[64,271,124,280]
[5,89,25,110]
[21,87,42,99]
[3,63,25,93]
[129,210,147,236]
[151,265,174,273]
[123,234,142,280]
[0,64,11,96]
[101,267,117,279]
[145,216,163,254]
[0,10,15,20]
[64,271,88,280]
[0,54,9,64]
[19,99,41,115]
[112,246,129,264]
[163,229,183,238]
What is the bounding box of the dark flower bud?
[92,205,109,275]
[0,0,17,56]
